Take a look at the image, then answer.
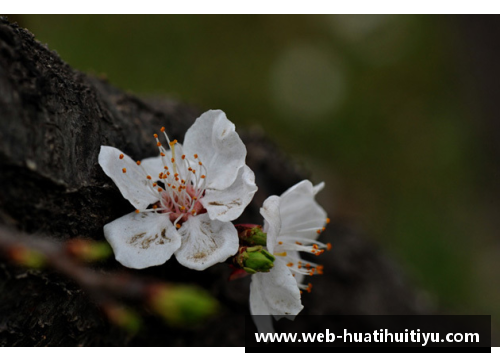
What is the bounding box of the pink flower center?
[158,184,206,225]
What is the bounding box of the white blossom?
[99,110,257,270]
[250,180,330,332]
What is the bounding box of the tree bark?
[0,18,432,346]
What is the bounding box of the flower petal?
[183,110,246,190]
[279,180,327,241]
[104,211,182,269]
[141,142,188,182]
[251,258,303,318]
[249,279,275,333]
[282,250,305,286]
[99,146,159,209]
[140,156,164,181]
[313,181,325,195]
[260,195,281,254]
[202,165,258,222]
[174,213,238,270]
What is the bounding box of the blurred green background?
[9,15,500,321]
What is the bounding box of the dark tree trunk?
[0,18,432,346]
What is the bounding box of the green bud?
[10,247,46,269]
[149,285,219,327]
[67,239,113,262]
[104,305,142,333]
[237,246,275,273]
[237,225,267,246]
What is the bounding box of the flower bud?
[9,246,46,269]
[66,238,113,262]
[148,284,218,327]
[235,246,275,274]
[102,304,142,333]
[235,224,267,246]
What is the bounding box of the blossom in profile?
[98,110,257,270]
[249,180,330,332]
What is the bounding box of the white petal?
[202,165,258,222]
[251,314,275,334]
[251,258,303,318]
[279,180,327,241]
[281,250,305,286]
[174,213,238,270]
[140,156,164,180]
[104,211,182,269]
[249,278,275,334]
[183,110,246,190]
[141,143,188,182]
[260,195,281,254]
[99,146,159,209]
[313,181,325,195]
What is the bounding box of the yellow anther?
[182,155,186,160]
[136,160,141,165]
[157,187,163,192]
[176,223,181,229]
[287,262,294,267]
[160,152,165,157]
[146,175,152,180]
[122,168,127,173]
[274,251,287,257]
[152,183,157,187]
[160,127,165,132]
[278,241,283,245]
[194,154,198,159]
[201,175,206,179]
[316,229,322,234]
[171,158,175,163]
[326,217,331,224]
[164,166,168,170]
[157,142,162,147]
[154,133,158,138]
[180,206,185,211]
[327,243,332,251]
[135,209,140,213]
[119,154,124,159]
[198,161,202,166]
[153,205,158,210]
[296,241,302,245]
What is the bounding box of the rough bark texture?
[0,18,432,346]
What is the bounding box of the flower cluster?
[99,109,330,329]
